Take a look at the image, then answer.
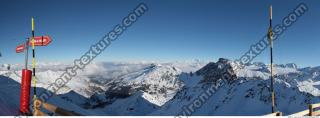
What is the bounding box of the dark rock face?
[253,62,266,67]
[275,63,298,69]
[196,58,237,84]
[285,63,298,69]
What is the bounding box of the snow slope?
[103,64,183,106]
[151,58,320,116]
[0,75,93,116]
[0,61,203,115]
[2,59,320,116]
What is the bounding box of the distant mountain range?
[1,59,320,116]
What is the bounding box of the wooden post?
[276,112,282,116]
[34,99,82,116]
[41,101,82,116]
[309,104,313,116]
[33,99,46,116]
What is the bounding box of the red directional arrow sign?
[16,44,25,53]
[28,36,52,46]
[15,36,52,53]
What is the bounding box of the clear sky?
[0,0,320,67]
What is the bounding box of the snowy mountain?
[152,58,320,116]
[1,59,320,116]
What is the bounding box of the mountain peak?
[217,58,231,64]
[285,63,298,69]
[196,59,237,84]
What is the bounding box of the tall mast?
[268,5,276,113]
[31,17,37,104]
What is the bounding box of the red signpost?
[28,36,52,46]
[16,44,25,53]
[15,36,52,53]
[15,33,52,115]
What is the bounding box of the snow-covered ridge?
[103,64,184,106]
[152,58,320,115]
[2,59,320,115]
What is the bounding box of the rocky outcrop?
[196,58,237,84]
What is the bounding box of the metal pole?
[24,38,29,69]
[268,5,276,113]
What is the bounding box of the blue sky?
[0,0,320,67]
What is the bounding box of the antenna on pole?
[268,5,276,113]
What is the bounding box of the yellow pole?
[31,17,37,115]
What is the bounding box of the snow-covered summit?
[102,64,183,106]
[1,59,320,115]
